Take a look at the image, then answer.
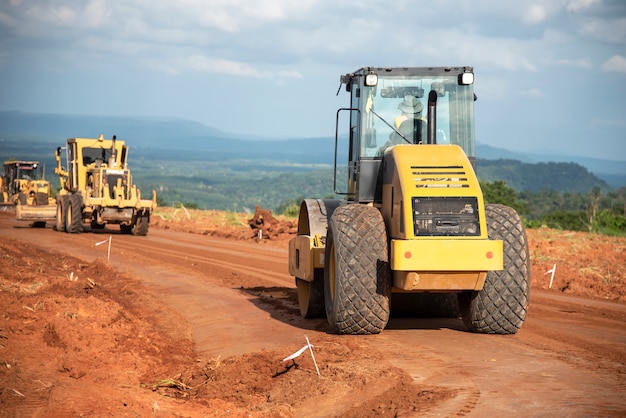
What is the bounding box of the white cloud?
[580,18,626,44]
[566,0,601,13]
[553,57,593,68]
[602,55,626,73]
[187,55,266,77]
[81,0,112,28]
[181,54,303,81]
[0,11,17,27]
[523,5,549,25]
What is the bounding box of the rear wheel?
[294,199,341,319]
[324,204,391,335]
[64,194,83,234]
[458,204,530,334]
[131,211,150,236]
[296,269,325,318]
[55,196,66,232]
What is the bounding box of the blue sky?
[1,0,625,160]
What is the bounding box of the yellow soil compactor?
[289,67,530,335]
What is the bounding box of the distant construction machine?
[288,66,530,335]
[54,134,156,235]
[0,160,56,226]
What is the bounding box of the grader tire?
[324,204,391,335]
[296,269,325,318]
[131,211,150,236]
[55,196,66,232]
[64,194,83,234]
[458,204,530,334]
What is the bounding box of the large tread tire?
[296,269,325,318]
[458,204,530,334]
[64,194,83,234]
[131,211,150,236]
[55,196,66,232]
[324,204,391,335]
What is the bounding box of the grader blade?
[15,204,57,223]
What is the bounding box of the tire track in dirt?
[109,233,292,288]
[2,213,625,416]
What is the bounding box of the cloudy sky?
[1,0,625,160]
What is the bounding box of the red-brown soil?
[0,208,624,417]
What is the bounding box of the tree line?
[482,181,626,236]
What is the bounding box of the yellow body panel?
[381,144,489,240]
[390,239,502,271]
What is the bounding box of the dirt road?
[1,210,625,417]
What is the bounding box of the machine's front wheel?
[296,269,325,318]
[324,204,391,335]
[55,196,66,232]
[458,204,530,334]
[64,194,83,234]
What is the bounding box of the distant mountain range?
[1,110,624,188]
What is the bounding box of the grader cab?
[289,66,530,335]
[54,134,156,235]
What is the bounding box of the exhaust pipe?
[427,90,437,144]
[108,135,117,168]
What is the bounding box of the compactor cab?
[289,67,530,335]
[54,134,156,235]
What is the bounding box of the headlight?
[365,73,378,86]
[459,72,474,85]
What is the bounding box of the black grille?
[412,196,480,236]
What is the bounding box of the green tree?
[480,180,528,215]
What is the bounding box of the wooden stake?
[305,335,320,377]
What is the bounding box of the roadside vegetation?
[2,136,624,236]
[482,181,626,236]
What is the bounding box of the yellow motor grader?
[54,134,156,235]
[288,66,530,335]
[0,160,56,226]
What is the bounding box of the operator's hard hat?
[398,95,423,114]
